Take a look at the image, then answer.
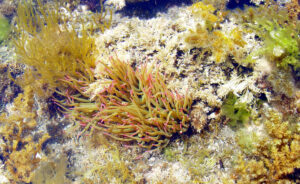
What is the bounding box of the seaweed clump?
[0,86,50,183]
[249,18,299,70]
[185,2,246,63]
[14,0,111,94]
[81,143,135,183]
[221,92,251,128]
[232,110,300,183]
[0,0,113,182]
[0,15,10,43]
[14,0,95,90]
[57,58,192,149]
[238,3,300,73]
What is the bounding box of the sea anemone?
[56,58,192,149]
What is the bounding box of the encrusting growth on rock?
[0,86,50,183]
[232,110,300,183]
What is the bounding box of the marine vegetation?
[221,92,251,128]
[56,58,192,149]
[268,69,296,98]
[0,0,112,182]
[188,1,222,28]
[0,86,50,183]
[14,0,111,93]
[261,22,299,70]
[238,3,300,72]
[82,143,135,183]
[231,110,300,183]
[246,17,300,70]
[31,154,70,184]
[185,2,246,63]
[14,0,96,90]
[0,15,10,43]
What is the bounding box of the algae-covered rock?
[0,15,10,42]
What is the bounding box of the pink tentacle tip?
[130,89,134,96]
[120,83,126,88]
[100,103,106,109]
[102,132,111,137]
[121,90,127,95]
[147,73,153,82]
[176,92,183,99]
[147,90,153,98]
[80,122,87,127]
[169,92,175,99]
[76,133,82,139]
[98,119,104,124]
[124,144,134,148]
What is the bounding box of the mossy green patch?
[0,16,10,42]
[221,92,251,128]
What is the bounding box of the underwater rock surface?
[0,0,299,183]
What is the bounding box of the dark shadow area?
[226,0,256,10]
[0,65,23,112]
[80,0,103,11]
[118,0,193,19]
[284,168,300,182]
[81,0,261,19]
[47,91,66,118]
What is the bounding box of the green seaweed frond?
[221,92,251,128]
[240,5,300,71]
[254,20,299,70]
[0,15,10,43]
